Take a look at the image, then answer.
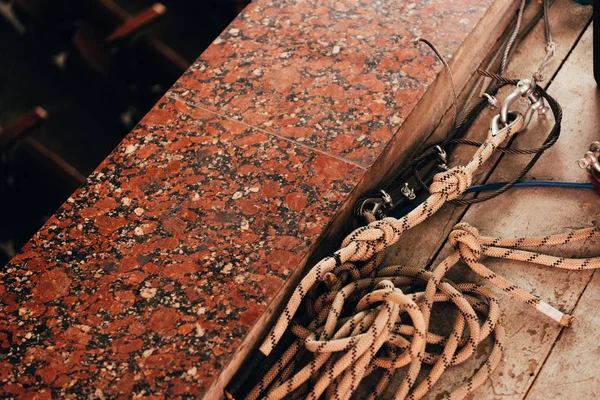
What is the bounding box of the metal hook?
[481,93,498,109]
[380,190,394,208]
[434,145,447,164]
[357,190,394,218]
[434,145,448,170]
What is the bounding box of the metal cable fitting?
[400,183,416,200]
[577,141,600,178]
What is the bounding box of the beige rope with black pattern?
[246,111,600,399]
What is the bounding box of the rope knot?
[342,219,401,262]
[448,223,483,261]
[429,166,472,200]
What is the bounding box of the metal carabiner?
[481,93,498,109]
[357,190,394,218]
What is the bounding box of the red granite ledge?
[0,96,363,398]
[1,0,505,397]
[171,0,492,167]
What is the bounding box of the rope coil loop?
[258,113,523,358]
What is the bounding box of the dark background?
[0,0,249,265]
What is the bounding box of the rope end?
[559,314,574,327]
[536,301,572,326]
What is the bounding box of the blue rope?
[467,180,594,192]
[392,180,596,218]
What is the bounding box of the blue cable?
[466,180,595,193]
[392,180,596,218]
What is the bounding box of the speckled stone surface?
[0,98,362,397]
[1,0,492,397]
[172,0,491,167]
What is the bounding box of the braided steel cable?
[449,72,560,205]
[414,37,459,132]
[461,0,548,119]
[360,1,557,219]
[397,2,533,201]
[534,0,556,82]
[501,0,527,74]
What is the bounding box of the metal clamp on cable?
[434,145,448,171]
[500,78,548,130]
[578,142,600,195]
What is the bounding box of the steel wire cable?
[375,71,561,214]
[501,0,527,74]
[361,1,558,220]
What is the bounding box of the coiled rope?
[241,89,600,399]
[247,222,599,400]
[260,113,525,357]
